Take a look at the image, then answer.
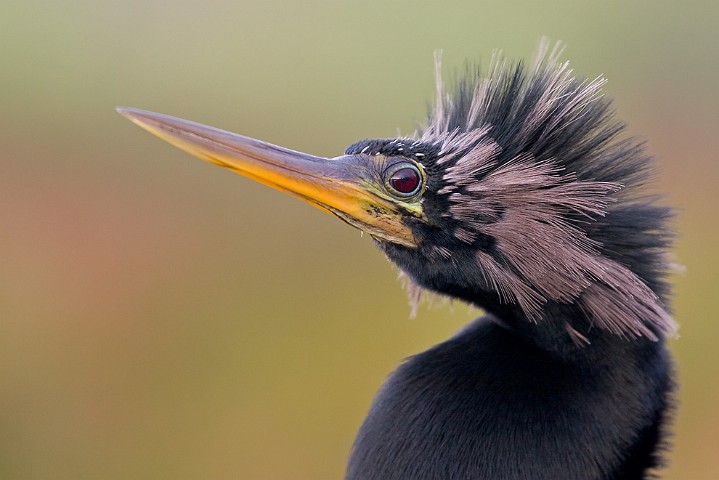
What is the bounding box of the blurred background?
[2,1,717,478]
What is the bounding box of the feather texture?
[407,41,676,340]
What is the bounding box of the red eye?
[388,165,422,196]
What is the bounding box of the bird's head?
[118,43,675,345]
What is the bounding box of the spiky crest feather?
[406,41,675,340]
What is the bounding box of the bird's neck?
[409,266,599,357]
[392,248,658,357]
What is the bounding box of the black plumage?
[118,41,677,480]
[346,45,675,480]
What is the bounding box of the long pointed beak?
[117,107,420,247]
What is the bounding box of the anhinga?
[118,43,676,480]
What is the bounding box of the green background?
[2,1,717,478]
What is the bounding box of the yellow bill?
[117,107,423,247]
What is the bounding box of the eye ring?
[384,162,424,198]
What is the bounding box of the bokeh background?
[2,1,717,478]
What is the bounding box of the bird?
[117,42,676,480]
